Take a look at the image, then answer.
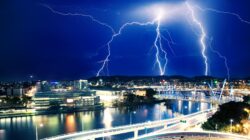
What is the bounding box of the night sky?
[1,0,250,81]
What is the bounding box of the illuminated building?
[7,88,23,97]
[74,80,88,90]
[33,91,100,110]
[135,90,146,97]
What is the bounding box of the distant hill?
[88,75,220,83]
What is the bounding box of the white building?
[74,80,88,90]
[7,88,23,96]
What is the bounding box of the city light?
[66,99,74,103]
[1,1,250,140]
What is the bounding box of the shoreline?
[0,98,212,119]
[0,105,104,119]
[0,99,168,118]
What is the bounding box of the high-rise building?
[74,80,88,90]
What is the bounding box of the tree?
[202,101,250,133]
[243,96,250,104]
[124,93,136,103]
[145,88,157,99]
[22,96,32,107]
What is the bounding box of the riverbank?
[0,99,211,140]
[0,104,104,119]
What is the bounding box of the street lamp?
[35,123,43,140]
[244,108,249,113]
[130,111,136,125]
[230,119,233,133]
[244,108,250,120]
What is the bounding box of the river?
[0,100,212,140]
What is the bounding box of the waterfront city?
[1,0,250,140]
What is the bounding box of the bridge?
[43,109,216,140]
[43,86,243,140]
[155,94,243,104]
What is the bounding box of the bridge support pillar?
[134,129,138,139]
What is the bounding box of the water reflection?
[81,112,94,130]
[0,99,211,140]
[0,129,6,140]
[65,114,76,133]
[103,108,113,128]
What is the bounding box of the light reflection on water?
[103,108,113,128]
[0,99,212,140]
[65,114,76,133]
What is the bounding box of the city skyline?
[1,0,250,81]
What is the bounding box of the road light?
[244,108,249,113]
[236,124,241,132]
[230,119,233,133]
[130,111,136,125]
[244,108,250,120]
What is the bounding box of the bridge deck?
[43,109,216,140]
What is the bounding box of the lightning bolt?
[42,4,115,76]
[96,21,158,76]
[194,6,250,25]
[161,31,176,56]
[209,38,230,80]
[97,17,170,76]
[188,3,250,78]
[186,2,209,76]
[154,19,168,75]
[43,4,169,77]
[41,4,115,34]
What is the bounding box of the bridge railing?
[43,108,216,140]
[137,131,250,140]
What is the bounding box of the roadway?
[137,131,250,140]
[43,109,216,140]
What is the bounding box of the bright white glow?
[153,19,168,75]
[156,8,164,21]
[44,2,246,77]
[135,3,187,22]
[39,123,44,127]
[42,3,178,76]
[66,99,74,103]
[103,108,113,128]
